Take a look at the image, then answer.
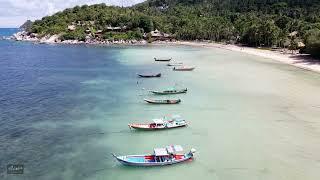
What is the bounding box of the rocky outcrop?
[39,34,61,43]
[13,31,38,41]
[12,31,147,45]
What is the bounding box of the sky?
[0,0,145,27]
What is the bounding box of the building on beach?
[67,25,76,31]
[147,29,174,41]
[106,25,127,32]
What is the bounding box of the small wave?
[81,79,111,85]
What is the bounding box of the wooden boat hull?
[151,89,187,95]
[173,67,195,71]
[144,99,181,104]
[128,123,187,130]
[138,73,161,78]
[154,58,172,62]
[112,154,193,167]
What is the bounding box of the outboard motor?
[188,148,196,157]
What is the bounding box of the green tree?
[139,15,154,33]
[26,0,320,50]
[303,28,320,57]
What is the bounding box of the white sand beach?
[173,41,320,73]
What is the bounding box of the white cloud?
[0,0,145,27]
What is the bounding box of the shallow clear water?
[1,31,320,180]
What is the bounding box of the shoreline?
[171,41,320,74]
[10,31,149,45]
[9,31,320,74]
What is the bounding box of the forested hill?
[29,0,320,57]
[142,0,320,14]
[19,20,33,31]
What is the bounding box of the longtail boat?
[151,88,187,95]
[173,66,195,71]
[154,58,172,62]
[138,73,161,78]
[167,62,183,66]
[112,145,196,167]
[144,99,181,104]
[129,115,187,130]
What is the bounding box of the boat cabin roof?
[154,145,184,156]
[171,115,184,121]
[166,145,183,154]
[172,114,182,119]
[154,148,169,156]
[153,119,164,124]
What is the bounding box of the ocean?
[0,28,19,38]
[1,28,320,180]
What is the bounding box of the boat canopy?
[166,145,184,154]
[153,119,164,124]
[154,148,169,156]
[171,115,184,121]
[171,115,182,119]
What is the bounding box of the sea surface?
[1,28,320,180]
[0,28,19,38]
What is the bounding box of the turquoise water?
[0,28,18,37]
[1,30,320,180]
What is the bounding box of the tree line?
[28,0,320,57]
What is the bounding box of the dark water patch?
[0,123,112,179]
[0,40,137,179]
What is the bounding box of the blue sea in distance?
[0,29,139,179]
[0,28,19,37]
[1,28,320,180]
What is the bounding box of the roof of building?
[67,25,76,31]
[163,33,171,37]
[106,26,122,30]
[298,41,305,47]
[289,31,298,37]
[151,31,163,37]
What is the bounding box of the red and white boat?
[112,145,196,167]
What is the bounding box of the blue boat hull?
[113,154,193,167]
